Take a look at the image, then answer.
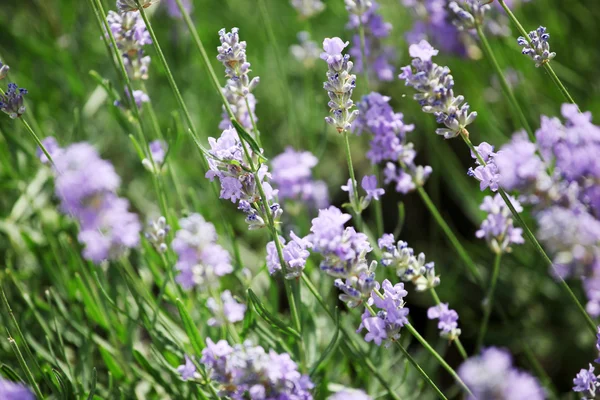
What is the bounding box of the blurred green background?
[1,0,600,397]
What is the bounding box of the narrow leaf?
[247,289,301,339]
[309,308,341,377]
[231,119,266,162]
[176,298,205,355]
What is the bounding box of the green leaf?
[86,368,97,400]
[247,289,301,340]
[309,308,341,377]
[128,134,146,162]
[99,347,125,380]
[176,298,205,355]
[240,295,256,340]
[231,119,266,162]
[0,364,24,382]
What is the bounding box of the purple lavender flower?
[207,290,246,326]
[266,232,312,279]
[177,355,199,381]
[321,37,359,133]
[399,40,477,139]
[0,83,27,119]
[0,379,35,400]
[149,139,166,165]
[361,175,384,201]
[328,389,372,400]
[0,60,9,79]
[172,213,233,290]
[518,26,556,67]
[573,364,600,399]
[448,0,491,31]
[107,11,151,80]
[427,303,461,340]
[378,234,440,291]
[346,1,395,82]
[164,0,192,18]
[458,347,544,400]
[201,338,313,399]
[271,147,329,208]
[47,140,141,263]
[468,141,501,192]
[217,28,259,132]
[291,0,325,18]
[144,215,169,253]
[476,194,524,254]
[494,133,545,191]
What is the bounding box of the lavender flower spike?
[177,355,200,381]
[399,40,477,139]
[449,0,491,31]
[0,83,27,119]
[0,378,35,400]
[144,215,169,253]
[476,194,524,253]
[518,26,556,67]
[106,10,152,80]
[573,364,600,399]
[321,37,359,133]
[428,303,461,340]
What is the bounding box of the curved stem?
[21,119,55,167]
[497,0,579,107]
[461,131,596,335]
[476,252,502,350]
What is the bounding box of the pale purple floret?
[271,147,329,208]
[427,303,461,340]
[207,290,246,327]
[320,37,349,66]
[458,347,544,400]
[346,1,395,82]
[164,0,192,18]
[328,389,372,400]
[177,355,198,381]
[0,379,35,400]
[266,232,312,279]
[44,139,141,263]
[172,213,233,290]
[106,11,151,80]
[468,142,501,192]
[573,364,600,399]
[476,194,524,254]
[201,338,314,399]
[361,175,384,201]
[149,140,166,165]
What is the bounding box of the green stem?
[21,119,54,167]
[7,333,44,399]
[474,24,534,142]
[404,323,473,396]
[476,252,502,350]
[429,288,468,360]
[373,165,385,237]
[416,186,482,283]
[301,273,401,400]
[497,0,578,107]
[462,131,596,335]
[343,131,361,213]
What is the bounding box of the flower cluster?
[518,26,556,67]
[378,233,440,292]
[427,303,461,340]
[346,0,395,82]
[290,0,325,18]
[341,174,385,211]
[144,215,169,253]
[354,92,432,194]
[141,139,167,173]
[0,378,35,400]
[290,31,321,68]
[468,141,501,191]
[493,105,600,315]
[321,37,359,133]
[573,329,600,399]
[308,206,376,307]
[266,232,312,279]
[207,290,246,327]
[172,213,233,290]
[198,338,314,399]
[476,194,524,254]
[357,279,410,346]
[270,147,329,209]
[448,0,491,31]
[217,28,259,132]
[206,127,281,230]
[399,40,477,139]
[458,347,544,400]
[40,138,141,263]
[107,10,151,82]
[0,83,28,119]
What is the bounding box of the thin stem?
[7,334,44,399]
[474,24,535,142]
[429,288,468,360]
[477,252,502,350]
[404,323,473,396]
[21,119,55,167]
[497,0,578,107]
[301,273,401,400]
[343,131,361,213]
[416,186,482,283]
[461,131,596,335]
[373,165,385,237]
